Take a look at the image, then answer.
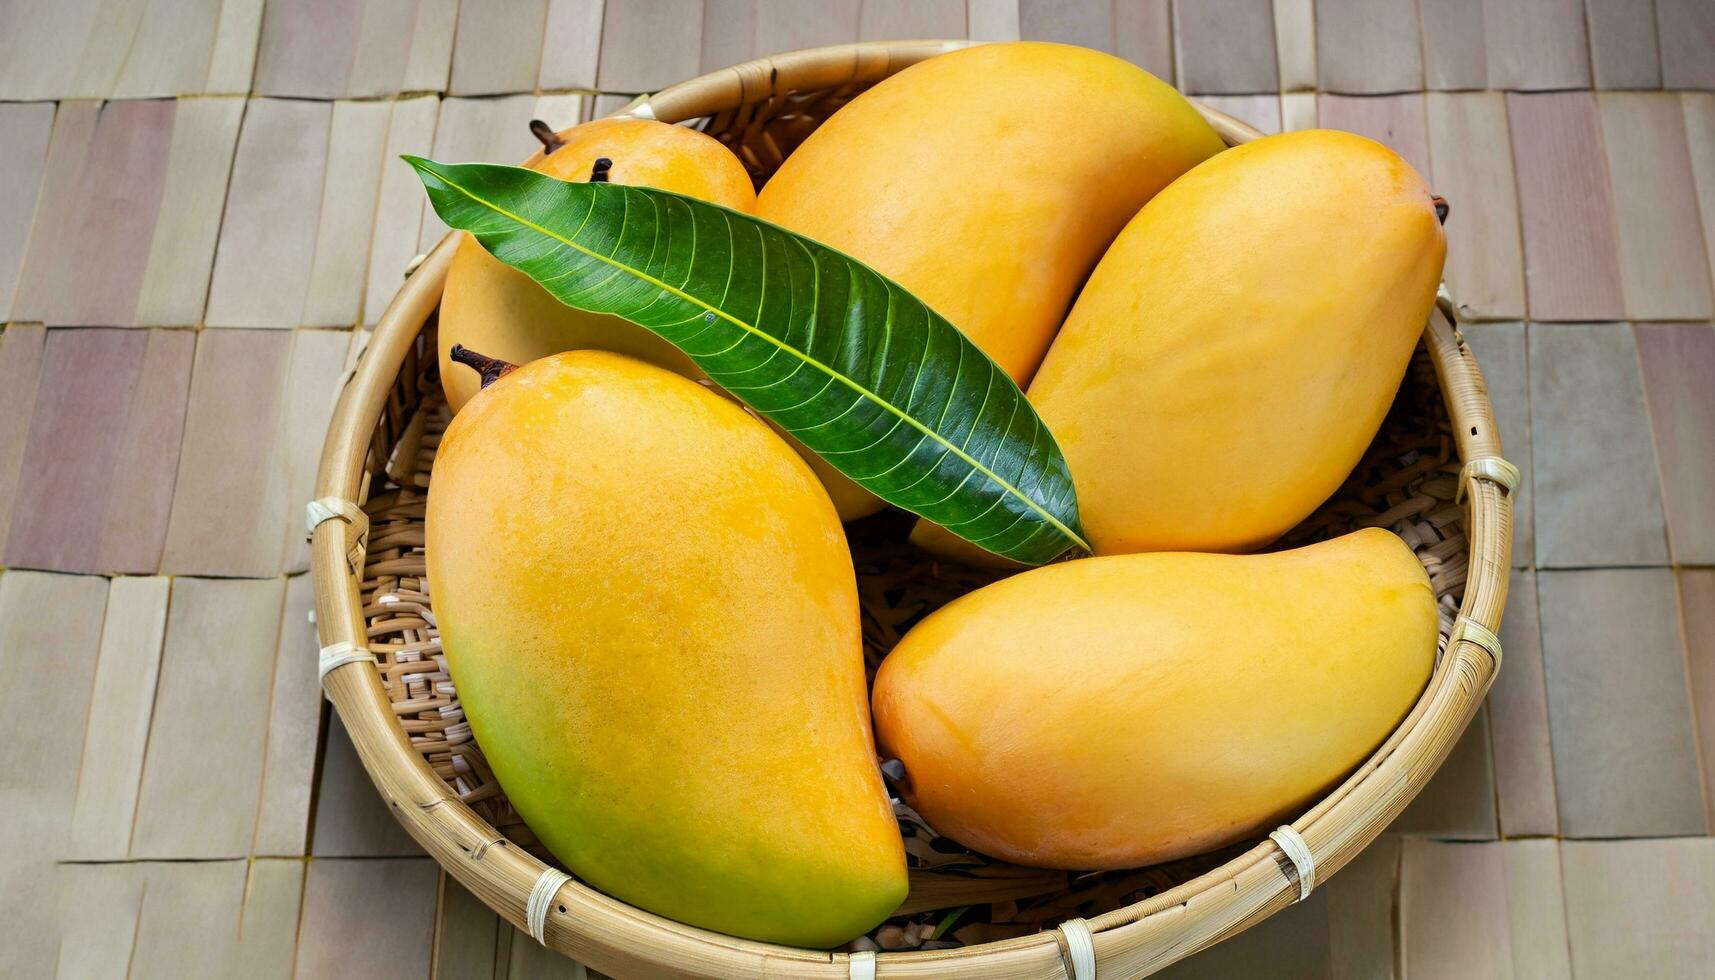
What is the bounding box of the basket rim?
[310,40,1516,979]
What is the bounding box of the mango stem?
[529,119,565,154]
[449,345,519,389]
[589,157,613,183]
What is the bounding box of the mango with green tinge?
[427,350,906,948]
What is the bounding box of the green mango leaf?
[406,156,1088,565]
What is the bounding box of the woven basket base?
[353,318,1463,951]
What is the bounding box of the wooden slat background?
[0,1,1713,976]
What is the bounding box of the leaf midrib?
[413,158,1090,554]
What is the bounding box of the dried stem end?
[529,119,565,154]
[590,157,613,183]
[449,344,519,389]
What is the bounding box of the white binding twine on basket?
[526,869,574,945]
[1056,917,1097,980]
[848,949,876,980]
[306,496,370,572]
[1269,826,1317,902]
[1455,454,1520,505]
[318,641,376,681]
[306,495,366,535]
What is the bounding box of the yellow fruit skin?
[438,117,755,413]
[757,43,1223,389]
[427,351,905,947]
[758,42,1227,387]
[760,42,1220,524]
[436,117,881,522]
[1028,129,1447,556]
[872,529,1436,871]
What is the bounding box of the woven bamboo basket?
[310,40,1516,979]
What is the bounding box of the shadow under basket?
[309,40,1517,980]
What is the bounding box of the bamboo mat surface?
[1,1,1713,976]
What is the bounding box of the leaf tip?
[402,155,451,199]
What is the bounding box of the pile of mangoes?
[425,42,1446,948]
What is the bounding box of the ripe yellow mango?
[759,43,1222,385]
[428,351,905,947]
[758,41,1223,520]
[872,529,1436,870]
[438,117,755,413]
[435,117,881,520]
[1028,129,1447,555]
